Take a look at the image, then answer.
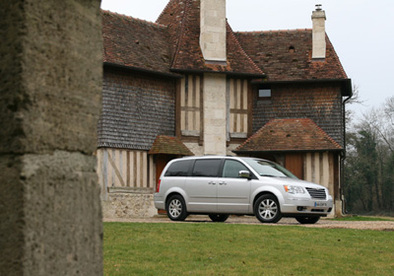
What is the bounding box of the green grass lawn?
[104,222,393,275]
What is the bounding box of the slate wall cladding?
[253,82,344,147]
[99,68,176,150]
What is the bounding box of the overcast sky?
[101,0,394,118]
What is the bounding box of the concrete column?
[312,4,326,59]
[0,0,103,275]
[203,73,227,155]
[200,0,227,62]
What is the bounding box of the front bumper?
[281,197,333,216]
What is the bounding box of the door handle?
[208,181,216,185]
[219,182,227,185]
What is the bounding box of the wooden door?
[155,155,173,214]
[285,153,304,179]
[155,155,173,186]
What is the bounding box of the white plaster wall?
[97,148,154,201]
[184,142,204,156]
[226,143,240,156]
[304,152,339,217]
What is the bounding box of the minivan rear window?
[192,159,221,177]
[164,160,193,177]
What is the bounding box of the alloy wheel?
[169,199,182,218]
[258,198,278,220]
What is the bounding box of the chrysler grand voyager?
[154,156,333,224]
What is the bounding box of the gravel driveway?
[104,215,394,231]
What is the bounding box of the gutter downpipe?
[341,94,353,215]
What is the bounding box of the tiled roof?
[235,30,348,82]
[102,10,176,76]
[148,135,194,156]
[235,118,343,153]
[103,3,348,81]
[103,1,263,77]
[156,0,263,76]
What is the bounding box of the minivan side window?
[192,159,221,177]
[164,160,193,177]
[222,160,249,178]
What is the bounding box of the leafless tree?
[344,96,393,215]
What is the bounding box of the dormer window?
[259,89,271,98]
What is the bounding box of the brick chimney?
[200,0,227,63]
[311,4,326,59]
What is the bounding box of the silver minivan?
[154,156,333,224]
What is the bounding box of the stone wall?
[203,73,227,155]
[312,7,326,59]
[0,0,103,275]
[200,0,227,61]
[102,193,156,219]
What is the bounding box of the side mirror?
[239,170,251,179]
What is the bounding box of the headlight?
[284,185,306,194]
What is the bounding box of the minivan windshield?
[243,159,298,179]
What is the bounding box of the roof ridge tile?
[226,22,264,75]
[236,28,311,35]
[169,0,193,70]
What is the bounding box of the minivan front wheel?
[166,195,188,221]
[254,194,282,223]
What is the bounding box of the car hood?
[259,176,327,190]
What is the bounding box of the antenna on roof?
[315,4,322,11]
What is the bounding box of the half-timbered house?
[98,0,351,218]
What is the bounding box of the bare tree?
[384,96,394,125]
[361,96,394,153]
[344,84,364,126]
[344,96,394,215]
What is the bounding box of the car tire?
[254,194,282,223]
[295,216,320,224]
[208,214,230,222]
[166,195,188,221]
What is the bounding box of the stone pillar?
[311,4,326,59]
[200,0,227,62]
[0,0,103,275]
[203,73,227,155]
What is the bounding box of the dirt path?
[104,215,394,231]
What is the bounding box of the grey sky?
[101,0,394,118]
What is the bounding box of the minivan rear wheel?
[166,195,188,221]
[208,214,230,222]
[254,194,282,223]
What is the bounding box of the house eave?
[104,62,183,78]
[251,78,352,97]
